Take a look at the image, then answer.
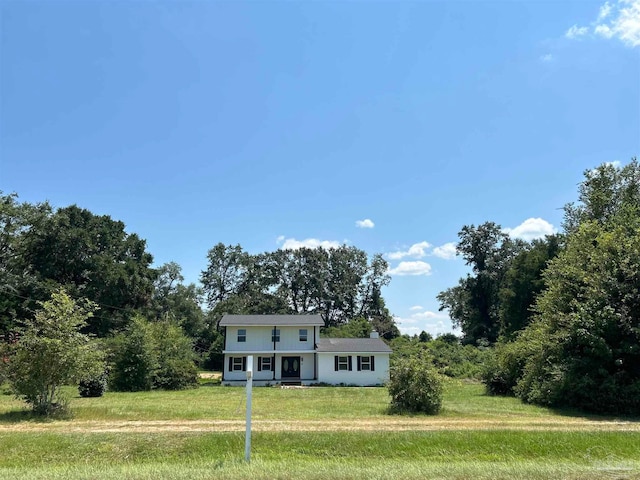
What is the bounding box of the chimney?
[370,331,379,339]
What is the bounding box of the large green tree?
[513,160,640,414]
[437,222,524,345]
[0,192,51,333]
[200,243,251,307]
[22,205,156,335]
[151,262,205,339]
[498,234,562,339]
[563,160,640,234]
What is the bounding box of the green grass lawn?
[0,381,638,479]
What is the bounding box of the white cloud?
[540,53,554,62]
[409,305,424,311]
[432,242,457,260]
[566,1,640,48]
[387,261,432,276]
[595,24,615,38]
[387,241,431,260]
[504,218,557,242]
[599,1,614,20]
[394,311,455,336]
[411,311,439,320]
[566,24,589,38]
[611,0,640,47]
[277,237,342,250]
[355,218,375,229]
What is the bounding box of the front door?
[281,356,300,378]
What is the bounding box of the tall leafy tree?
[151,262,205,339]
[563,159,640,234]
[517,215,640,413]
[200,243,251,308]
[22,205,156,335]
[482,161,640,411]
[498,235,563,338]
[437,222,524,345]
[513,160,640,414]
[0,192,51,333]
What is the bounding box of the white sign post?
[245,355,253,463]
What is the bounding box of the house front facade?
[220,314,391,386]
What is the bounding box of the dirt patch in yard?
[1,417,639,434]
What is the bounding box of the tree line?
[0,193,399,383]
[438,159,640,414]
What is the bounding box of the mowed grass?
[0,381,639,479]
[0,381,567,422]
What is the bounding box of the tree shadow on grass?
[0,407,73,423]
[549,405,640,423]
[0,409,47,423]
[481,389,640,422]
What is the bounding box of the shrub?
[109,316,157,392]
[1,289,105,416]
[79,370,108,398]
[150,322,198,390]
[482,335,538,396]
[390,335,491,380]
[388,357,443,415]
[109,316,198,392]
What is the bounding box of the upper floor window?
[299,329,308,342]
[237,329,246,343]
[272,328,280,342]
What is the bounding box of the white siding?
[224,325,316,353]
[275,326,315,351]
[225,326,273,352]
[317,353,390,386]
[222,324,390,386]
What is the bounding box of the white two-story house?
[220,314,391,386]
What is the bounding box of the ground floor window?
[358,355,375,371]
[258,356,273,371]
[335,355,352,371]
[229,356,246,372]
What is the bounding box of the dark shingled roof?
[316,338,392,353]
[219,314,324,327]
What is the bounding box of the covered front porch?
[222,351,316,385]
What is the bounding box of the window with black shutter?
[335,356,349,371]
[231,357,245,371]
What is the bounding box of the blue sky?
[1,1,638,336]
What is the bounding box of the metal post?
[245,355,253,463]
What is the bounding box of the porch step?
[280,381,302,386]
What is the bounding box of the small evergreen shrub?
[388,357,443,415]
